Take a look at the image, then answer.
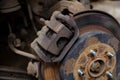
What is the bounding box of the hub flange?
[74,43,116,80]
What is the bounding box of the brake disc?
[60,10,120,80]
[74,10,120,40]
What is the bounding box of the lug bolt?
[107,52,114,58]
[90,49,96,56]
[78,69,84,76]
[106,71,113,78]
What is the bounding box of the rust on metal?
[64,58,76,75]
[42,63,60,80]
[73,43,116,80]
[79,25,112,35]
[84,37,100,48]
[108,38,119,52]
[48,0,85,15]
[31,11,79,62]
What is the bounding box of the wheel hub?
[74,43,116,80]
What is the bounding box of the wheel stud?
[90,49,96,56]
[107,52,114,58]
[106,71,113,78]
[78,69,84,76]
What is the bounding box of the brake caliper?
[31,11,79,62]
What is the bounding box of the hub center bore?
[89,59,106,77]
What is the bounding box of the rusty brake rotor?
[60,10,120,80]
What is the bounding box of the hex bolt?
[90,49,96,56]
[107,52,114,58]
[78,69,84,76]
[106,71,113,78]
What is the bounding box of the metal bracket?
[31,11,79,62]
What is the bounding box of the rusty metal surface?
[48,0,85,15]
[31,11,79,62]
[79,25,112,35]
[60,30,120,80]
[40,63,60,80]
[74,10,120,41]
[30,10,120,80]
[59,11,120,80]
[74,43,116,80]
[34,0,85,32]
[30,0,85,19]
[52,11,79,62]
[36,17,73,55]
[1,0,120,79]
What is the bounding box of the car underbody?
[0,0,120,80]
